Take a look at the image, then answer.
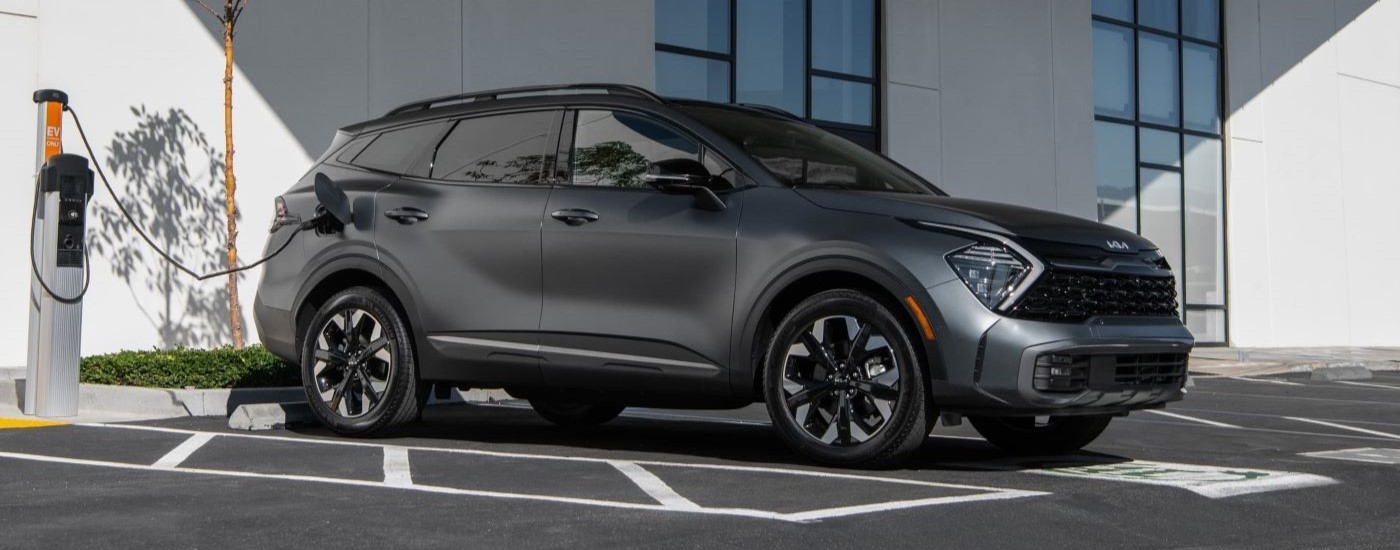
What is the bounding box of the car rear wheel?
[301,286,424,436]
[968,415,1112,455]
[529,400,625,427]
[763,289,930,468]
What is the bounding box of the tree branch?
[231,0,249,26]
[191,0,223,21]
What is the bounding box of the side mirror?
[644,158,727,212]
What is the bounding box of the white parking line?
[150,432,214,469]
[609,460,701,511]
[1144,410,1241,429]
[1222,377,1303,386]
[943,457,1338,498]
[57,422,1046,522]
[1336,381,1400,391]
[1300,447,1400,465]
[1286,418,1400,441]
[383,446,413,487]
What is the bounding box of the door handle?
[384,207,429,225]
[550,208,600,226]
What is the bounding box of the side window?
[571,110,699,188]
[349,122,446,174]
[431,111,557,184]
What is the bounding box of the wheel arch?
[735,256,947,399]
[293,256,420,363]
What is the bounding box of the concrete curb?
[1309,365,1373,381]
[1189,359,1400,378]
[228,402,314,430]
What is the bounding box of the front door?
[374,109,560,384]
[540,109,743,394]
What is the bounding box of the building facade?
[0,0,1396,365]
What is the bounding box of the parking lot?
[2,373,1398,549]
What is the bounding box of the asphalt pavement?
[2,373,1399,549]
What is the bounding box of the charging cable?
[29,105,307,303]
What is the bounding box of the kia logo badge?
[1106,240,1131,250]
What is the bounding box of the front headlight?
[946,244,1031,310]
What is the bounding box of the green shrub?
[80,345,300,389]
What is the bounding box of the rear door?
[539,109,743,394]
[372,109,561,384]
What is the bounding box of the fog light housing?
[1033,354,1089,392]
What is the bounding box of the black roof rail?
[385,83,665,116]
[737,103,806,121]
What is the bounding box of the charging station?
[25,89,92,418]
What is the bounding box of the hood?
[796,189,1157,255]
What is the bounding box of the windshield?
[679,106,943,195]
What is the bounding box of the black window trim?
[404,107,564,187]
[553,106,745,192]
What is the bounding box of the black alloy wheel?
[301,286,423,435]
[764,289,930,467]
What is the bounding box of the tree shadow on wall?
[87,106,244,349]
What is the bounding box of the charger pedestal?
[25,89,89,418]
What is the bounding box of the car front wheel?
[763,289,930,468]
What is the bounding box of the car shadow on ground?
[282,402,1136,474]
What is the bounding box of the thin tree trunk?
[223,13,245,350]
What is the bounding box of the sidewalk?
[1189,347,1400,377]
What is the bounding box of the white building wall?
[0,0,652,365]
[1225,0,1400,347]
[884,0,1096,220]
[0,1,40,367]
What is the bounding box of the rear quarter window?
[347,122,447,175]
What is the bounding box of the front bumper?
[924,278,1194,415]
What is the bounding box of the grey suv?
[254,84,1193,467]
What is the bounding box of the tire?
[969,415,1113,455]
[763,289,930,468]
[529,399,625,427]
[300,286,424,436]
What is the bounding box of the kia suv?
[254,83,1193,467]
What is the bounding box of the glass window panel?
[1093,0,1133,21]
[656,52,731,103]
[1186,309,1226,343]
[812,0,875,77]
[1139,128,1181,167]
[1139,33,1180,127]
[811,77,873,126]
[571,110,699,188]
[1183,43,1221,133]
[1184,135,1224,306]
[655,0,729,53]
[737,0,806,116]
[1140,168,1184,313]
[1096,122,1138,232]
[431,112,555,184]
[1093,22,1135,119]
[1182,0,1220,42]
[1137,0,1178,32]
[352,122,446,175]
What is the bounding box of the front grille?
[1033,352,1189,392]
[1009,270,1178,322]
